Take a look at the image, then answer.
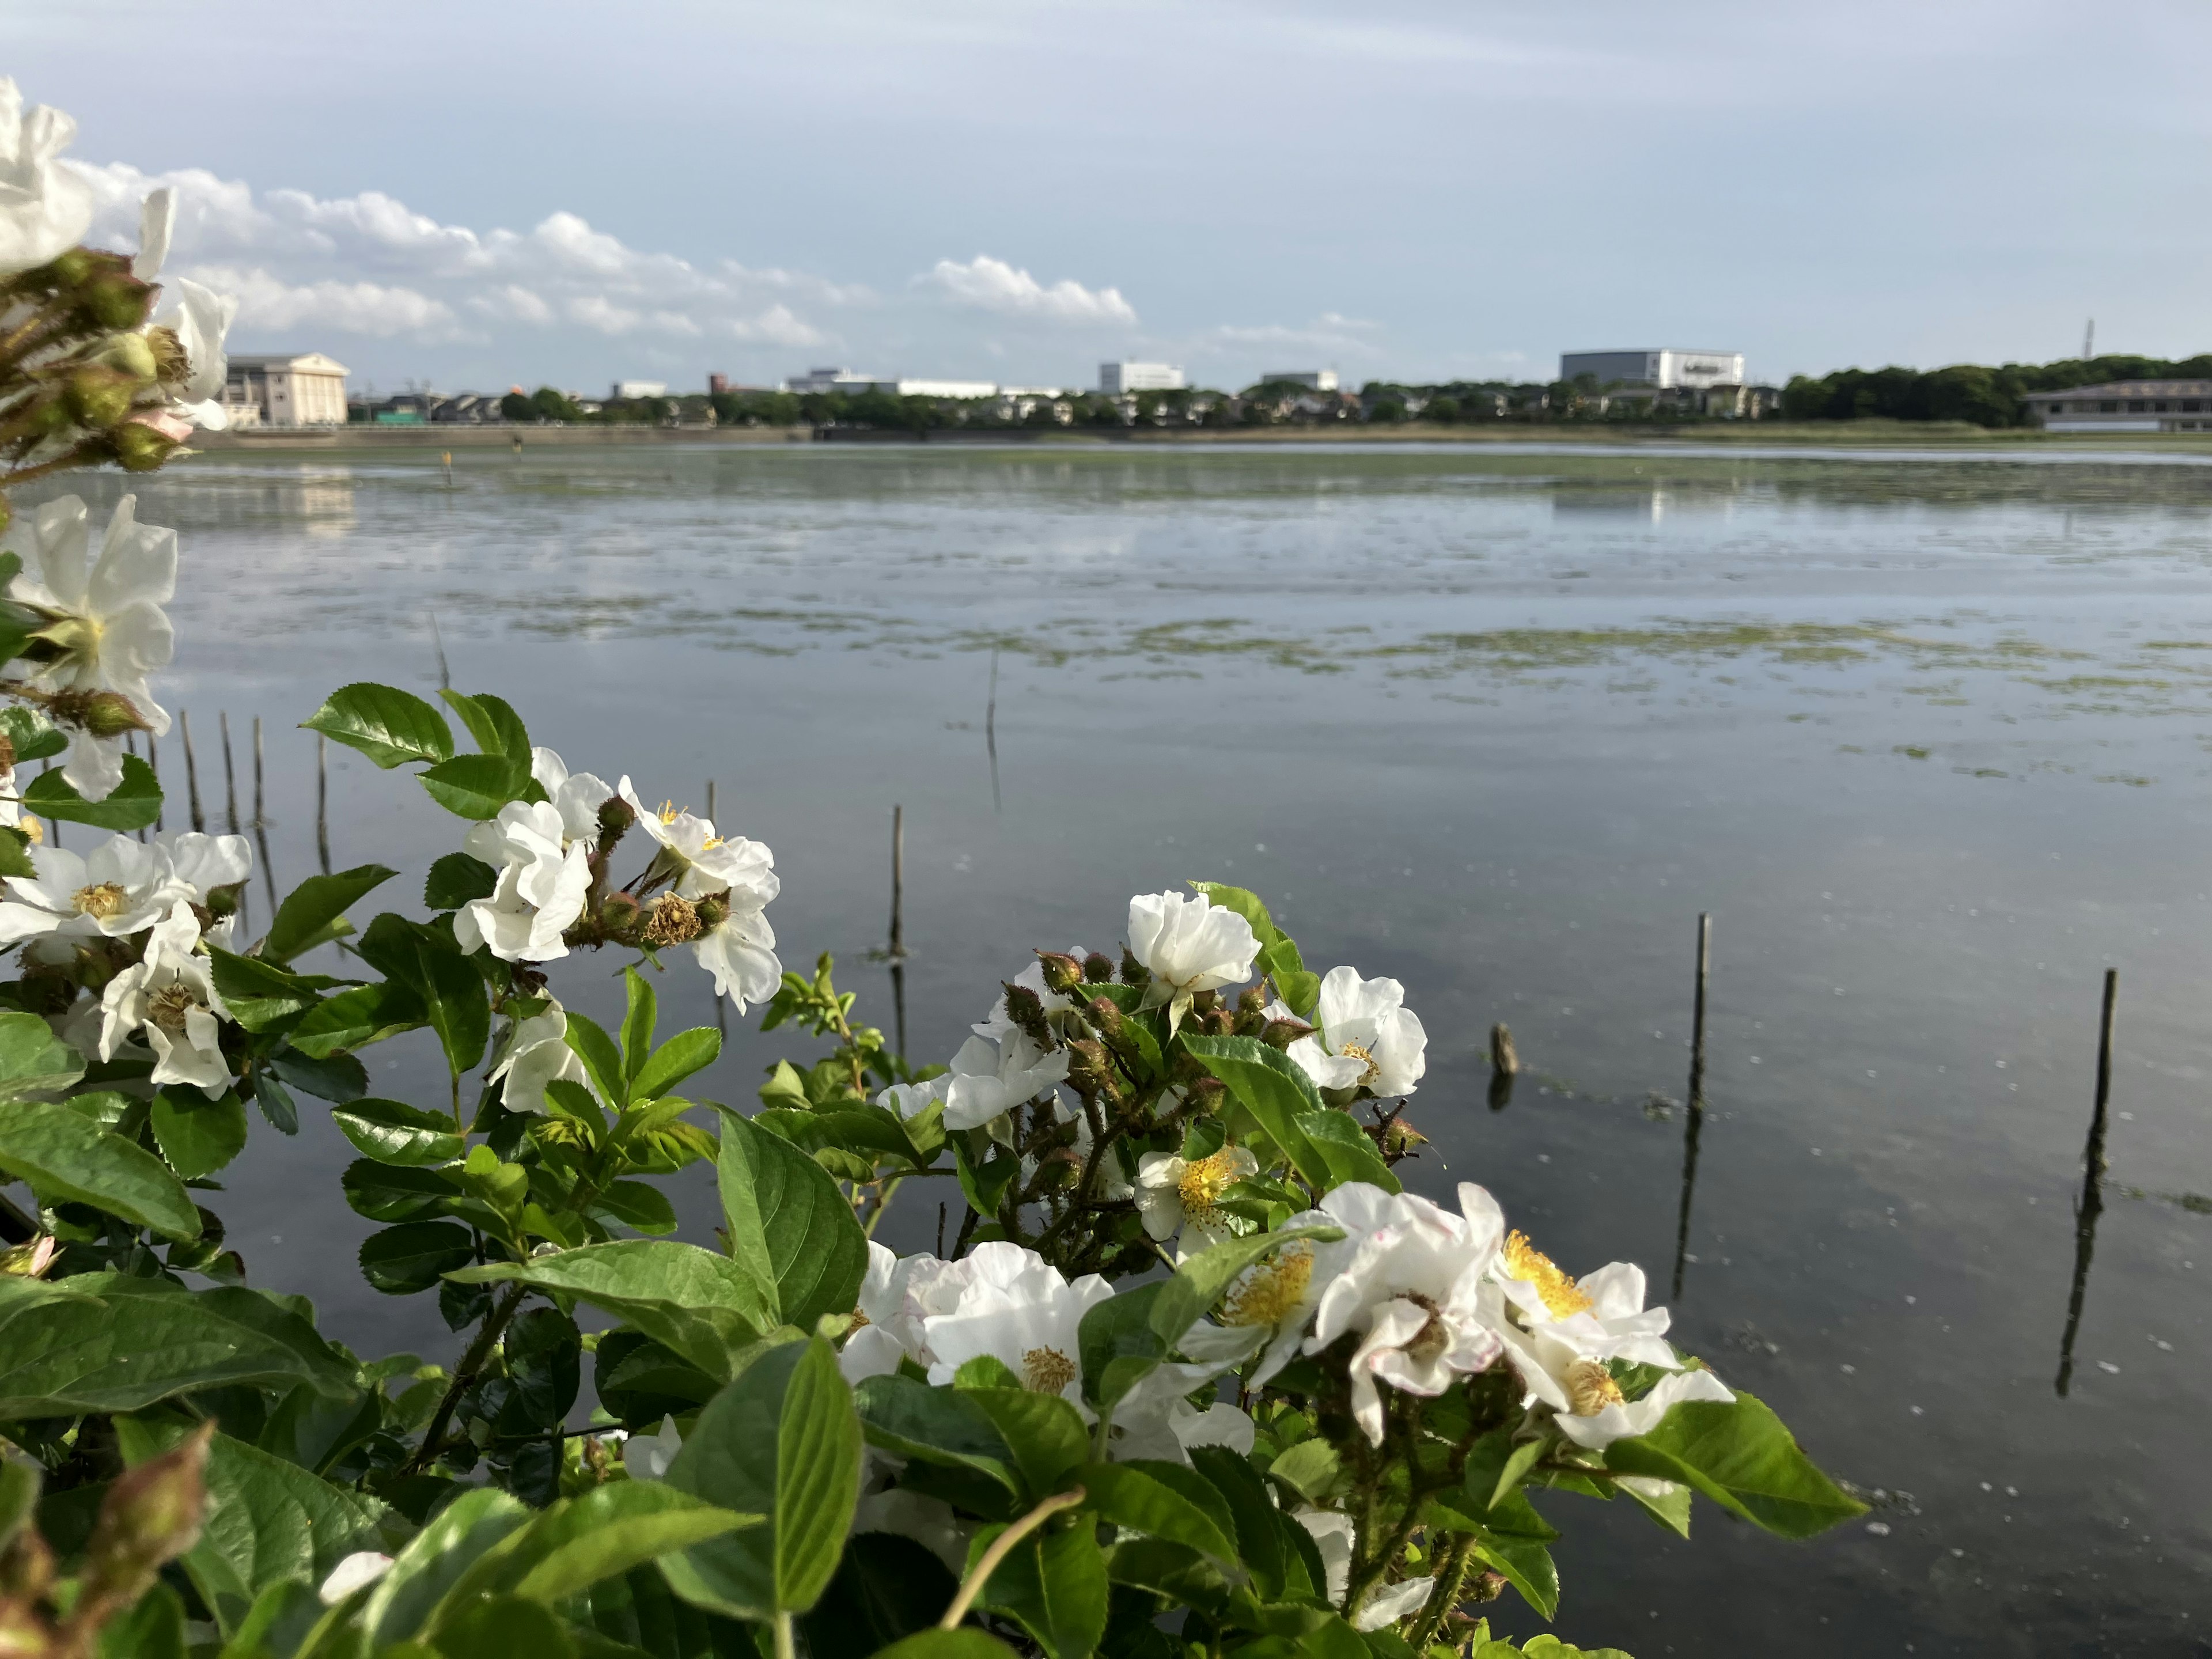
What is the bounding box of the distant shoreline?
[194,419,2212,452]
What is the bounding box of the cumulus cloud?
[923,255,1138,325]
[185,265,468,340]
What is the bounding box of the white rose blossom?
[0,79,94,277]
[973,954,1085,1044]
[1279,967,1427,1097]
[1126,890,1258,1029]
[454,798,590,963]
[161,831,252,947]
[0,834,175,948]
[532,746,613,843]
[919,1242,1113,1405]
[126,188,237,432]
[937,1028,1070,1132]
[487,1004,598,1116]
[1105,1358,1255,1465]
[316,1551,394,1607]
[1134,1143,1257,1258]
[3,494,176,801]
[96,899,231,1096]
[1295,1509,1436,1632]
[617,779,782,1012]
[1305,1182,1507,1445]
[620,1415,684,1481]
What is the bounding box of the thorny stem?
[938,1487,1087,1630]
[404,1282,528,1475]
[1408,1533,1478,1650]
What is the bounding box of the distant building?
[1263,369,1338,392]
[785,367,880,396]
[888,378,998,400]
[2026,380,2212,432]
[612,380,668,400]
[223,353,349,427]
[431,393,505,424]
[707,373,729,396]
[1099,361,1185,394]
[1559,349,1745,391]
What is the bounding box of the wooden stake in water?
[146,729,164,832]
[986,646,1001,815]
[442,449,454,488]
[249,718,278,915]
[252,717,266,828]
[888,804,907,959]
[316,732,332,876]
[430,613,452,692]
[1671,913,1714,1302]
[1689,911,1712,1100]
[125,733,148,842]
[219,710,240,834]
[1486,1021,1517,1111]
[2056,968,2119,1396]
[706,779,717,823]
[180,709,205,833]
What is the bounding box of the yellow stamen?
[1020,1346,1077,1395]
[1564,1358,1624,1416]
[1337,1041,1381,1088]
[147,982,198,1033]
[1221,1245,1314,1328]
[658,800,681,824]
[1501,1230,1591,1318]
[21,815,42,846]
[1176,1149,1243,1228]
[71,881,128,919]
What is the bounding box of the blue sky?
[12,0,2208,395]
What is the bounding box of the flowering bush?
[0,77,1861,1659]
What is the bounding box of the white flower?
[973,955,1085,1043]
[622,1415,684,1480]
[0,80,94,276]
[691,896,781,1014]
[1551,1365,1735,1452]
[1134,1145,1256,1257]
[316,1551,393,1606]
[877,1076,948,1122]
[131,187,174,283]
[852,1487,971,1573]
[1106,1359,1255,1464]
[455,800,590,963]
[1292,1511,1434,1631]
[840,1241,928,1383]
[1306,1183,1506,1445]
[1126,892,1258,1025]
[0,835,175,947]
[161,831,251,947]
[532,747,612,844]
[1282,968,1427,1097]
[97,899,231,1096]
[151,278,236,430]
[618,779,782,1011]
[487,1005,596,1116]
[938,1029,1070,1132]
[4,495,176,801]
[1177,1231,1343,1389]
[919,1241,1113,1404]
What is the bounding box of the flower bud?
[1085,994,1126,1041]
[1261,1017,1314,1051]
[1200,1006,1234,1036]
[1065,1039,1118,1103]
[1002,983,1053,1050]
[1190,988,1218,1016]
[39,248,97,289]
[80,1420,214,1606]
[1236,986,1267,1017]
[597,795,637,835]
[97,330,161,381]
[106,418,183,472]
[1032,1147,1081,1193]
[600,891,642,933]
[1082,951,1115,984]
[202,887,240,921]
[1383,1119,1429,1158]
[66,364,139,430]
[0,1236,56,1278]
[1118,947,1150,987]
[81,690,153,738]
[692,893,728,931]
[1036,951,1085,997]
[80,270,156,331]
[1188,1076,1226,1110]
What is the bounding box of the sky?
[10,0,2210,396]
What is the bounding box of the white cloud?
[732,304,827,347]
[183,264,468,340]
[923,254,1137,325]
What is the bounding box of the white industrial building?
[2025,381,2212,433]
[220,353,350,427]
[1099,361,1185,394]
[782,367,997,399]
[1559,348,1745,391]
[1263,369,1338,391]
[612,379,669,399]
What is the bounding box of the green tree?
[499,391,535,423]
[1424,395,1461,423]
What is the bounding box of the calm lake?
[38,438,2212,1656]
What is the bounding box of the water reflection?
[2054,970,2119,1397]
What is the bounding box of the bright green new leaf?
[963,1513,1108,1659]
[332,1098,465,1166]
[715,1108,868,1333]
[1300,1108,1400,1194]
[419,751,533,820]
[961,1389,1089,1499]
[357,1487,533,1649]
[206,948,331,1032]
[590,1179,679,1235]
[149,1086,250,1179]
[851,1373,1019,1493]
[439,688,531,761]
[448,1241,773,1380]
[620,966,657,1081]
[867,1633,1024,1659]
[660,1337,862,1620]
[304,682,455,769]
[22,753,161,829]
[285,980,425,1058]
[1602,1387,1868,1539]
[0,1010,86,1101]
[263,863,400,965]
[1078,1460,1238,1563]
[632,1027,720,1103]
[0,1097,198,1236]
[563,1011,628,1108]
[1177,1033,1334,1191]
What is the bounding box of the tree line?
[1781,353,2212,427]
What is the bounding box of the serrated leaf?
[22,753,161,829]
[439,688,531,761]
[1602,1387,1866,1539]
[149,1086,249,1179]
[0,1009,86,1101]
[1177,1033,1335,1191]
[206,948,327,1032]
[714,1108,868,1333]
[425,851,499,909]
[331,1097,465,1166]
[420,751,532,820]
[359,1220,478,1294]
[303,682,454,769]
[0,1097,198,1236]
[286,979,425,1058]
[263,863,399,965]
[633,1027,719,1103]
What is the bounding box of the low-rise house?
[224,353,350,427]
[2024,380,2212,432]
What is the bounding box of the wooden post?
[252,717,266,828]
[125,733,147,842]
[888,805,907,959]
[316,732,332,876]
[430,614,452,692]
[146,728,164,833]
[1672,913,1714,1302]
[219,710,240,834]
[986,646,1001,815]
[2056,969,2119,1396]
[1689,912,1712,1102]
[180,709,204,834]
[706,778,717,823]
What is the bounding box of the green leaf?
[22,753,161,829]
[964,1513,1108,1659]
[620,967,658,1083]
[332,1097,466,1166]
[343,1158,461,1222]
[0,1459,39,1551]
[563,1013,628,1109]
[0,1097,199,1236]
[1077,1283,1166,1409]
[1187,1444,1315,1601]
[1185,882,1282,946]
[420,752,533,820]
[714,1108,868,1333]
[659,1337,862,1620]
[269,1044,368,1103]
[0,1009,86,1101]
[206,948,328,1032]
[1461,1426,1546,1516]
[799,1533,959,1659]
[425,851,499,910]
[1263,1438,1340,1506]
[1177,1034,1334,1190]
[359,1220,478,1294]
[851,1373,1018,1493]
[429,1595,578,1659]
[0,828,32,881]
[264,863,400,965]
[97,1582,185,1659]
[218,1581,325,1659]
[149,1086,251,1179]
[1471,1530,1559,1622]
[440,688,532,761]
[0,706,66,764]
[447,1241,772,1381]
[286,979,425,1058]
[304,682,455,769]
[633,1028,719,1104]
[359,914,490,1078]
[961,1389,1089,1499]
[592,1179,680,1236]
[0,1279,353,1417]
[1602,1387,1868,1539]
[1300,1109,1400,1194]
[358,1486,532,1648]
[113,1418,391,1638]
[867,1635,1023,1659]
[1078,1460,1238,1563]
